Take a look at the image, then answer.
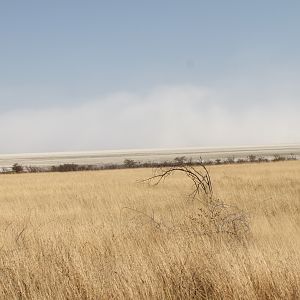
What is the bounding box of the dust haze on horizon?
[1,84,299,154]
[1,1,300,154]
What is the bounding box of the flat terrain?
[0,161,299,299]
[0,144,299,167]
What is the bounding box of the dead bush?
[141,162,249,239]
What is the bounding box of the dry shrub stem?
[140,163,249,238]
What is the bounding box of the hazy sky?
[1,1,300,153]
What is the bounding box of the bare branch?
[140,163,213,199]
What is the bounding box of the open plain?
[0,161,299,299]
[0,144,299,168]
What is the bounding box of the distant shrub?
[104,163,121,170]
[236,158,246,164]
[248,155,257,162]
[12,163,23,173]
[26,166,43,173]
[123,159,138,168]
[272,154,286,162]
[257,156,268,163]
[215,159,222,165]
[51,164,80,172]
[173,156,187,165]
[287,153,297,161]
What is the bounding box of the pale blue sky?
[0,1,299,153]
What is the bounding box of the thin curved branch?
[140,164,213,199]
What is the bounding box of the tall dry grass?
[0,161,299,299]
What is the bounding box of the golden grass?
[0,161,299,299]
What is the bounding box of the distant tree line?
[0,153,297,174]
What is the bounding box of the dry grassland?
[0,161,299,299]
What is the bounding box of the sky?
[0,0,300,153]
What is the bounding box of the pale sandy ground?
[0,144,299,168]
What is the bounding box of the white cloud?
[0,84,299,153]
